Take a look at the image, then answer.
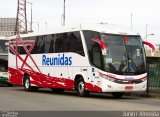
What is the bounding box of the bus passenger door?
[90,66,101,83]
[90,43,103,88]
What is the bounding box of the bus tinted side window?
[49,34,55,53]
[63,33,69,52]
[68,32,84,56]
[55,34,64,53]
[31,36,39,54]
[54,33,69,53]
[31,35,53,54]
[43,35,52,53]
[16,31,84,55]
[18,37,38,54]
[18,38,29,55]
[18,46,25,54]
[54,32,84,56]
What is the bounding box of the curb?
[128,92,160,98]
[148,93,160,98]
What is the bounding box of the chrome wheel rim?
[25,79,30,89]
[78,81,85,94]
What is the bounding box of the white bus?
[8,24,148,98]
[0,37,12,86]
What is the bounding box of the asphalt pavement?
[0,85,160,111]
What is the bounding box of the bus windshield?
[0,40,8,54]
[101,34,146,75]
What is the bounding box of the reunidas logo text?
[42,54,72,66]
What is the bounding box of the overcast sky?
[0,0,160,44]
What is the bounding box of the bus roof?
[10,24,139,38]
[81,24,139,35]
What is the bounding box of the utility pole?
[63,0,65,26]
[45,22,47,29]
[131,14,133,29]
[146,24,148,50]
[27,2,33,32]
[37,22,39,31]
[146,24,148,42]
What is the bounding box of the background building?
[145,44,160,57]
[0,18,16,37]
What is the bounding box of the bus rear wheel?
[23,75,38,92]
[77,79,89,97]
[112,92,124,98]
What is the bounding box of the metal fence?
[147,57,160,93]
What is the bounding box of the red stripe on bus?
[8,67,102,92]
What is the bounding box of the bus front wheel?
[77,79,89,97]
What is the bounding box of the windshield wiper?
[126,54,139,73]
[119,53,139,73]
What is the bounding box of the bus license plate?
[125,86,133,90]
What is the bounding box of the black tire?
[77,78,89,97]
[51,88,64,93]
[112,92,124,98]
[23,75,38,92]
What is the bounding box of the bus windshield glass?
[0,40,8,54]
[101,34,146,75]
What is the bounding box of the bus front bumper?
[101,79,147,92]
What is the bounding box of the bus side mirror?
[91,38,107,56]
[143,41,155,53]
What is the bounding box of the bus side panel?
[8,67,23,85]
[8,52,75,89]
[8,57,102,91]
[9,66,75,89]
[8,51,23,85]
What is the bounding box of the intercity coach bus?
[8,24,148,98]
